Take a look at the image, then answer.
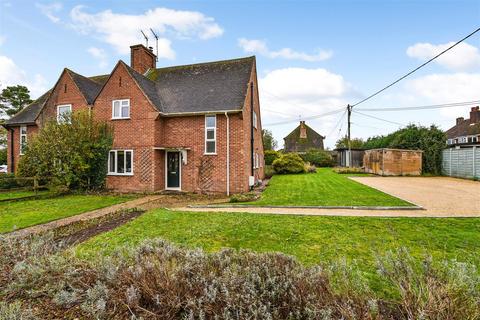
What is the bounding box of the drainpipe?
[225,112,230,196]
[250,81,254,185]
[10,128,14,174]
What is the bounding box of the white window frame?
[19,125,27,155]
[205,115,217,155]
[253,111,258,129]
[107,149,134,176]
[57,104,72,124]
[112,99,130,119]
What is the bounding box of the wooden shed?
[335,148,365,167]
[363,148,423,176]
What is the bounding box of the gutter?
[225,112,230,196]
[159,109,242,117]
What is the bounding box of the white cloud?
[259,68,356,147]
[69,6,224,59]
[36,2,63,23]
[87,47,108,69]
[406,73,480,118]
[238,38,332,62]
[0,55,47,98]
[406,42,480,71]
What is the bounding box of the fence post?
[34,176,39,195]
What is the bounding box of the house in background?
[283,121,325,153]
[446,106,480,146]
[3,44,264,194]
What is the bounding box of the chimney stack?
[469,106,480,124]
[130,44,156,74]
[299,121,307,139]
[456,117,464,125]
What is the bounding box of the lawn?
[0,190,50,201]
[76,209,480,279]
[0,193,136,233]
[251,168,411,206]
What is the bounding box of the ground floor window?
[108,150,133,175]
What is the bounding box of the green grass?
[76,209,480,277]
[0,194,136,233]
[0,190,50,201]
[251,168,411,207]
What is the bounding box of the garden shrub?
[264,150,280,165]
[229,192,258,203]
[272,153,305,174]
[0,174,20,189]
[333,167,365,174]
[17,111,113,190]
[264,165,275,178]
[300,149,335,167]
[1,234,479,319]
[304,162,317,173]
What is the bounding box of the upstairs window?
[253,111,258,129]
[205,115,216,154]
[108,150,133,175]
[57,104,72,124]
[112,99,130,119]
[19,125,27,155]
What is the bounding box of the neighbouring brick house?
[283,121,325,153]
[446,106,480,146]
[3,44,264,194]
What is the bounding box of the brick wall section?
[37,70,90,126]
[6,125,38,173]
[94,62,160,192]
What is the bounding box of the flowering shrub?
[0,234,478,319]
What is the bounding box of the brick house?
[283,120,325,153]
[445,106,480,146]
[3,44,264,194]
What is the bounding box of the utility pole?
[347,104,352,167]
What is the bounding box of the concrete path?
[180,177,480,218]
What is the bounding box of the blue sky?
[1,0,479,148]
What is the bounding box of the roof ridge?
[152,56,255,73]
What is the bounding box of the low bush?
[0,174,20,189]
[264,150,280,165]
[300,149,335,167]
[264,164,275,178]
[229,192,258,203]
[272,153,305,174]
[0,234,479,319]
[333,166,365,174]
[305,162,317,173]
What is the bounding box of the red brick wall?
[93,62,159,192]
[37,70,90,126]
[7,125,38,173]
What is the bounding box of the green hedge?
[272,153,305,174]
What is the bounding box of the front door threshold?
[160,190,187,195]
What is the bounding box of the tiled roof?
[5,56,255,125]
[446,119,480,139]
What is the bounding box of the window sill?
[204,153,217,156]
[111,117,131,121]
[107,173,134,176]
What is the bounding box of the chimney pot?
[470,106,480,124]
[456,117,464,125]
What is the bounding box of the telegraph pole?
[347,104,352,167]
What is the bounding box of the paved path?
[180,177,480,218]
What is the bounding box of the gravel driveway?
[182,177,479,217]
[349,176,480,216]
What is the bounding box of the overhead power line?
[356,99,480,112]
[263,107,345,126]
[352,110,405,126]
[351,27,480,108]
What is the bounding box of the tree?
[0,85,33,117]
[262,129,278,150]
[17,111,113,189]
[335,135,365,149]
